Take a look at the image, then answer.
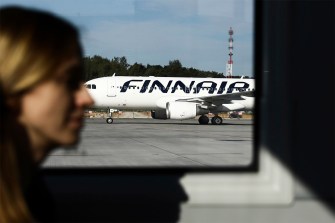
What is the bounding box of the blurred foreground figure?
[0,6,93,222]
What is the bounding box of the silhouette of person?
[0,6,94,222]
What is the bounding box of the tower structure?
[226,27,234,78]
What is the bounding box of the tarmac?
[42,118,254,168]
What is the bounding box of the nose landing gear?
[106,117,113,124]
[106,108,114,124]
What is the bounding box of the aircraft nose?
[85,83,103,107]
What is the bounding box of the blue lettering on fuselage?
[171,81,195,93]
[195,81,217,94]
[227,82,250,93]
[119,79,250,94]
[120,80,143,92]
[217,81,228,94]
[140,80,150,93]
[148,80,173,93]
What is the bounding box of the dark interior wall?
[258,0,334,212]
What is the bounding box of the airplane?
[85,74,255,125]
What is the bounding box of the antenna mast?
[226,27,234,78]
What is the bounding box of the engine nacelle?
[151,102,208,120]
[151,110,168,119]
[167,101,208,120]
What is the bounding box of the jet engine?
[151,102,208,120]
[151,109,168,119]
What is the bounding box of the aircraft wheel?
[106,118,113,124]
[198,115,209,125]
[211,116,223,125]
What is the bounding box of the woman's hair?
[0,6,82,222]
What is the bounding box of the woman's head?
[0,6,94,222]
[0,6,93,160]
[0,6,81,95]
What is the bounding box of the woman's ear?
[5,95,22,115]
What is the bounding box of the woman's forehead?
[55,56,81,76]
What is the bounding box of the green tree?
[128,63,146,76]
[145,65,163,76]
[83,55,228,80]
[110,56,129,75]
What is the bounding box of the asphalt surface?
[43,118,254,168]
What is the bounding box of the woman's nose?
[76,84,94,108]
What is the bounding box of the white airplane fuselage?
[86,76,254,109]
[85,76,254,124]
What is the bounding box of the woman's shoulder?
[24,170,56,223]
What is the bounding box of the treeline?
[83,55,235,81]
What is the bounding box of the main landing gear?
[211,116,223,125]
[198,115,223,125]
[198,115,209,125]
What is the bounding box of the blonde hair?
[0,6,81,222]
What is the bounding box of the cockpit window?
[85,84,96,89]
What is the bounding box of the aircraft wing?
[176,90,255,106]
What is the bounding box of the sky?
[0,0,254,76]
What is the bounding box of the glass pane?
[0,0,254,168]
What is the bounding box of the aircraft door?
[107,77,117,97]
